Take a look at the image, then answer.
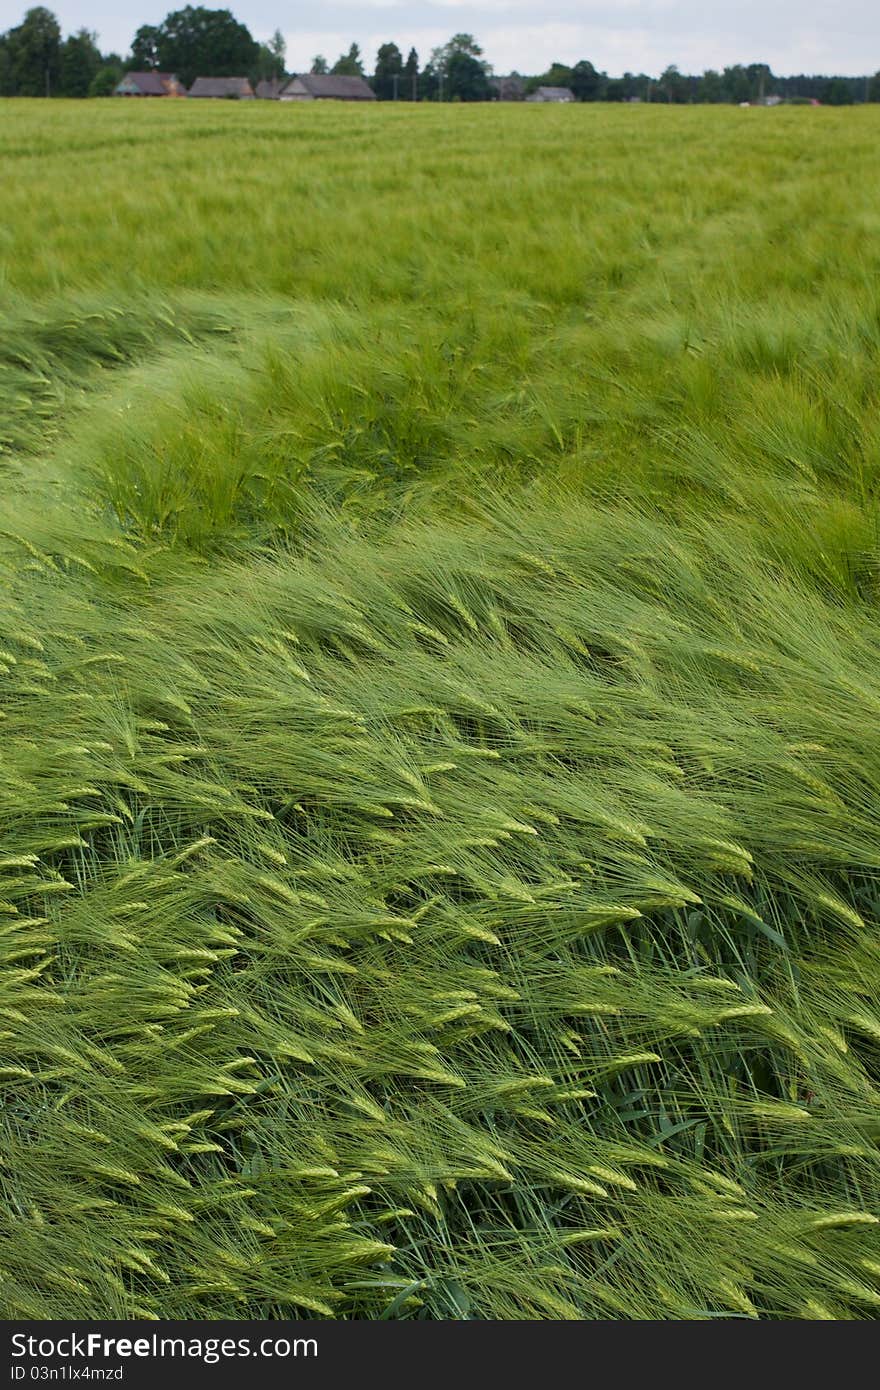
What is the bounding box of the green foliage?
[1,100,880,1320]
[252,28,285,83]
[59,27,101,97]
[569,59,603,100]
[373,42,403,100]
[659,65,689,103]
[525,60,573,95]
[2,6,60,96]
[129,23,160,69]
[446,51,491,102]
[88,64,121,97]
[127,6,258,89]
[425,34,491,101]
[331,43,364,78]
[826,78,855,106]
[520,58,870,105]
[0,41,11,95]
[402,47,419,101]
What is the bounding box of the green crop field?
[2,98,880,1320]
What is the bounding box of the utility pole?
[392,73,399,100]
[412,71,417,101]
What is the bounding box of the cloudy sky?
[2,0,877,76]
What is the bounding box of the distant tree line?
[0,7,123,97]
[1,6,878,104]
[564,62,877,106]
[0,6,285,95]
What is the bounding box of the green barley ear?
[3,103,880,1320]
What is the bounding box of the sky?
[1,0,877,77]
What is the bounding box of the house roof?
[529,86,576,101]
[116,71,182,96]
[255,78,285,99]
[283,74,376,100]
[188,76,255,98]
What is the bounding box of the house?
[255,78,285,100]
[279,74,376,101]
[115,72,186,97]
[526,86,576,103]
[491,76,526,101]
[188,77,255,99]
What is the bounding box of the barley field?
[2,98,880,1320]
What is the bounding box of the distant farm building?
[491,76,526,101]
[188,77,255,99]
[255,78,285,100]
[279,74,376,101]
[526,86,576,103]
[115,72,185,97]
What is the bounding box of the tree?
[570,59,604,101]
[698,69,725,103]
[0,39,14,95]
[127,8,259,89]
[526,60,571,94]
[89,65,120,96]
[331,43,363,76]
[446,49,490,101]
[658,65,681,102]
[421,56,439,100]
[254,28,285,82]
[403,46,418,100]
[868,71,880,102]
[747,61,773,102]
[722,64,752,104]
[5,7,61,96]
[59,27,101,96]
[437,33,483,62]
[310,55,328,74]
[826,77,854,105]
[619,71,654,101]
[426,34,490,100]
[526,58,610,100]
[373,41,403,100]
[268,28,285,71]
[129,25,161,69]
